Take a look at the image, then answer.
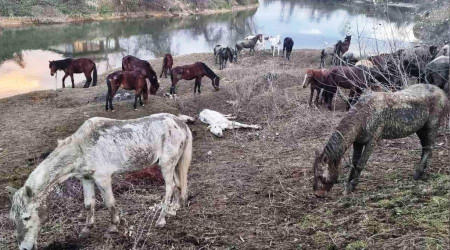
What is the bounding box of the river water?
[0,0,416,98]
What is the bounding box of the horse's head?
[213,76,220,91]
[208,124,223,137]
[49,61,57,76]
[148,71,160,95]
[345,35,352,42]
[312,149,337,198]
[257,34,263,43]
[302,69,315,88]
[10,186,49,250]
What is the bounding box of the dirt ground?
[0,50,448,249]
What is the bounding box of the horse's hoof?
[79,227,90,239]
[142,104,145,107]
[413,171,423,180]
[134,109,138,111]
[166,209,176,217]
[155,218,166,228]
[107,225,119,234]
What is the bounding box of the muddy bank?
[0,3,259,28]
[0,49,448,249]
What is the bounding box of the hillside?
[0,0,259,26]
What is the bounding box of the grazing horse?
[170,62,220,95]
[268,35,281,57]
[313,84,449,198]
[49,58,97,88]
[236,34,263,55]
[160,54,173,78]
[320,35,352,67]
[229,47,238,62]
[301,68,335,109]
[399,45,439,82]
[218,47,233,70]
[214,45,223,64]
[9,113,194,250]
[122,55,159,95]
[327,66,370,110]
[105,70,148,111]
[283,37,294,61]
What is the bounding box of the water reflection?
[0,0,416,98]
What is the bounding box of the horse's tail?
[177,128,193,202]
[200,62,217,79]
[92,63,97,86]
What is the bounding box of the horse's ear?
[6,186,18,198]
[314,148,321,157]
[25,186,33,198]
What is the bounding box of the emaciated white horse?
[9,113,194,250]
[199,109,260,137]
[267,35,281,57]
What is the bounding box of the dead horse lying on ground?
[9,113,194,250]
[312,84,449,198]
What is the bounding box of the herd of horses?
[8,34,449,249]
[304,36,449,111]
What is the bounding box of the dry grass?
[0,49,448,249]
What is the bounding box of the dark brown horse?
[301,68,335,109]
[122,55,159,95]
[49,58,97,88]
[160,54,173,78]
[105,70,148,111]
[326,66,370,110]
[170,62,220,95]
[313,84,449,198]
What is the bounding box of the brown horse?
[105,70,148,111]
[49,58,97,88]
[327,66,370,110]
[313,84,449,198]
[160,54,173,78]
[170,62,220,95]
[122,55,159,95]
[301,68,335,109]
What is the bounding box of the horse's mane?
[323,131,346,176]
[10,189,27,221]
[200,62,218,79]
[50,58,73,70]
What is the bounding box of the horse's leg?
[414,124,436,180]
[309,87,314,106]
[80,178,96,238]
[95,176,120,233]
[62,74,68,88]
[156,159,178,227]
[346,142,364,193]
[196,78,202,94]
[170,79,178,95]
[230,121,260,130]
[133,92,139,110]
[70,74,75,88]
[346,135,379,193]
[83,71,92,88]
[167,173,181,217]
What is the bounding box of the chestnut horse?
[302,68,335,109]
[105,70,148,111]
[49,58,97,88]
[170,62,220,95]
[122,55,159,94]
[160,54,173,78]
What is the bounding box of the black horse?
[283,37,294,61]
[218,47,234,70]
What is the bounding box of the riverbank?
[0,49,448,249]
[0,1,259,28]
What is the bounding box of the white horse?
[9,113,194,250]
[199,109,260,137]
[267,35,281,57]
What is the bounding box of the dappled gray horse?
[10,113,194,250]
[235,34,263,55]
[313,84,449,198]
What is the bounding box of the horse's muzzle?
[50,73,54,76]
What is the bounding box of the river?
[0,0,417,98]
